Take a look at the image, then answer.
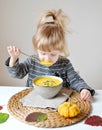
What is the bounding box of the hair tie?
[45,16,54,23]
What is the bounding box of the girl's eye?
[51,54,57,56]
[41,52,46,55]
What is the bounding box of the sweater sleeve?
[67,60,95,96]
[5,57,30,79]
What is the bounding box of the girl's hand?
[7,46,20,58]
[7,46,20,67]
[80,89,92,101]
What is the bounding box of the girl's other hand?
[80,89,92,102]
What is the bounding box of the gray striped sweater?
[5,56,95,96]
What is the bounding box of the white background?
[0,0,102,89]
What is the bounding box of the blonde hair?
[32,9,70,57]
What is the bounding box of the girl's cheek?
[52,57,59,63]
[39,57,44,61]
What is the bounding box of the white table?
[0,86,102,130]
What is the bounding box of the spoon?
[62,89,73,102]
[20,51,40,62]
[20,51,53,66]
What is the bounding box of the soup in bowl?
[32,75,63,99]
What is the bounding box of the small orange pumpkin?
[58,101,80,118]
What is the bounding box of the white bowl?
[32,75,63,99]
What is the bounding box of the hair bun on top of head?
[37,9,70,33]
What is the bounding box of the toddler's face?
[37,49,60,64]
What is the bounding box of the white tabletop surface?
[0,86,102,130]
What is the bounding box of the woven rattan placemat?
[7,88,91,128]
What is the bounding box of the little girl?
[5,9,95,101]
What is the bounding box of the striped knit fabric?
[5,55,95,96]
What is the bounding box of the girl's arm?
[67,60,95,101]
[5,46,31,79]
